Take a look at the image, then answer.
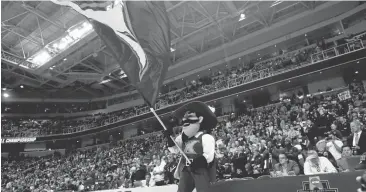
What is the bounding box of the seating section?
[1,80,365,192]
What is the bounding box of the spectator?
[272,153,300,177]
[141,173,155,187]
[337,146,352,172]
[330,123,343,139]
[325,132,344,162]
[152,158,166,186]
[347,121,366,155]
[131,164,147,187]
[303,150,338,175]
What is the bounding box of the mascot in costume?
[164,101,217,192]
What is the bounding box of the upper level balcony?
[2,37,365,141]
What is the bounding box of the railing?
[1,50,36,69]
[311,39,364,63]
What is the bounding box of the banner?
[337,90,351,101]
[1,137,36,144]
[51,0,171,107]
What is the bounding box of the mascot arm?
[168,135,183,154]
[202,134,215,164]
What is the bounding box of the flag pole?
[150,107,192,164]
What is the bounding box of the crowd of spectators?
[4,31,365,138]
[2,80,366,192]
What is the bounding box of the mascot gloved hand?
[164,128,175,147]
[190,156,208,170]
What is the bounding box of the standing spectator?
[303,150,338,175]
[347,121,366,155]
[325,132,343,162]
[152,158,166,186]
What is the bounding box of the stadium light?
[239,13,246,21]
[2,88,6,91]
[3,93,9,98]
[27,21,94,68]
[28,50,52,67]
[20,85,24,88]
[100,79,112,84]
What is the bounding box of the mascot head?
[173,101,217,138]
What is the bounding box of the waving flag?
[52,0,171,107]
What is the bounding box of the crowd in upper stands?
[2,31,365,138]
[1,79,366,192]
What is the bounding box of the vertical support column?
[181,5,186,37]
[36,16,45,46]
[18,36,26,59]
[339,20,346,36]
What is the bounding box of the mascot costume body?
[165,101,217,192]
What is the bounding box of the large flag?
[52,0,171,107]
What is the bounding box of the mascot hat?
[173,101,217,131]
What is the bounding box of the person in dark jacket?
[347,121,366,155]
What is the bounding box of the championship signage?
[297,176,338,192]
[1,137,37,144]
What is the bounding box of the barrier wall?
[94,171,363,192]
[19,149,65,157]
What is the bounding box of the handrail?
[311,39,364,63]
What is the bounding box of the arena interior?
[1,1,366,192]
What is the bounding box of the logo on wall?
[297,176,338,192]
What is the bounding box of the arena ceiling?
[1,1,322,99]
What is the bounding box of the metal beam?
[223,1,238,16]
[1,26,42,46]
[36,16,45,46]
[1,2,43,40]
[172,2,258,44]
[171,29,198,53]
[2,64,58,88]
[64,72,103,80]
[79,62,104,74]
[181,5,187,37]
[21,4,66,30]
[2,11,29,23]
[40,45,107,86]
[2,23,42,44]
[300,2,310,9]
[167,1,187,12]
[196,1,230,41]
[256,5,269,27]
